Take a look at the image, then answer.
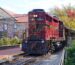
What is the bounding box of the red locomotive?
[22,9,68,54]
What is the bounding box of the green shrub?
[71,40,75,47]
[0,37,22,46]
[0,38,3,46]
[10,36,22,45]
[0,37,11,46]
[65,40,75,65]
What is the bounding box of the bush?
[10,36,22,45]
[65,40,75,65]
[0,37,22,46]
[0,37,11,46]
[0,38,3,46]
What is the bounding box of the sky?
[0,0,75,14]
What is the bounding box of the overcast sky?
[0,0,75,14]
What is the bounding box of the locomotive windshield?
[35,17,44,21]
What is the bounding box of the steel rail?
[59,49,65,65]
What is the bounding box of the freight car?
[22,9,68,54]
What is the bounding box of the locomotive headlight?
[41,40,44,43]
[57,42,60,47]
[25,40,28,43]
[57,43,60,46]
[33,15,38,17]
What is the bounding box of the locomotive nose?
[31,43,37,49]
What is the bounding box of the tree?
[50,6,75,30]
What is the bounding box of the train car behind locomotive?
[22,9,67,54]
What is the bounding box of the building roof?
[15,14,28,23]
[0,7,16,20]
[4,9,16,17]
[3,8,28,23]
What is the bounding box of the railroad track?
[1,52,51,65]
[30,49,65,65]
[1,54,37,65]
[1,49,65,65]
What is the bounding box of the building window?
[3,24,8,30]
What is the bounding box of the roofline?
[0,7,16,21]
[16,22,28,23]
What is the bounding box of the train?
[22,9,68,54]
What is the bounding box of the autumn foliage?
[50,6,75,30]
